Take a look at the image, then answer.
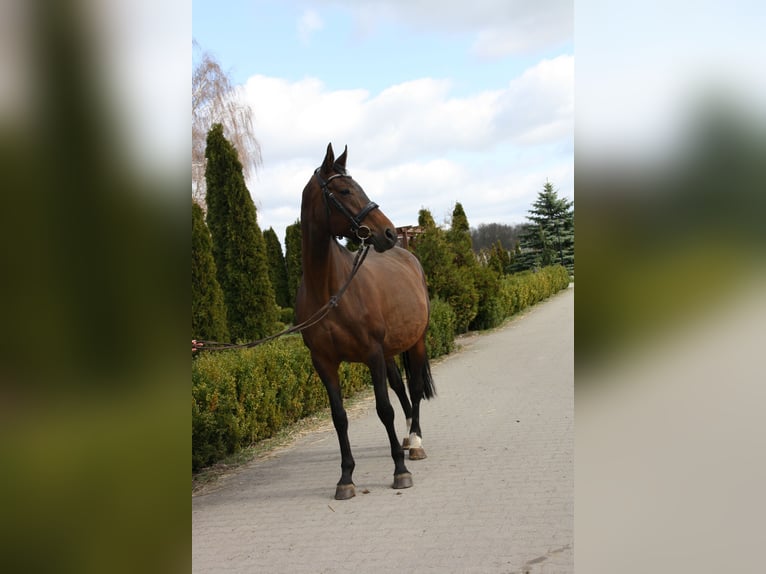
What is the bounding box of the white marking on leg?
[408,432,422,449]
[406,418,412,435]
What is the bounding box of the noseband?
[314,167,379,240]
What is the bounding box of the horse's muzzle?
[372,227,397,252]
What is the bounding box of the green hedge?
[500,265,570,319]
[192,336,371,470]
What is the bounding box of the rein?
[193,242,371,353]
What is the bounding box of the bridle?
[314,167,379,241]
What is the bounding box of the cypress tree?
[204,123,278,341]
[412,208,452,299]
[446,202,476,268]
[412,207,477,333]
[263,227,290,308]
[284,220,302,308]
[192,201,229,341]
[445,202,479,331]
[486,240,511,275]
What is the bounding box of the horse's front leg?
[371,354,412,490]
[312,356,356,500]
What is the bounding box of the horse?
[295,143,436,500]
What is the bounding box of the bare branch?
[192,41,262,205]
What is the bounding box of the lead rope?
[193,243,371,352]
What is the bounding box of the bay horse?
[296,143,436,500]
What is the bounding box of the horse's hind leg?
[371,353,412,490]
[312,356,356,500]
[403,337,436,461]
[386,358,413,448]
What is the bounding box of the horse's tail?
[401,350,436,400]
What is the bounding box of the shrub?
[470,265,504,331]
[500,265,570,319]
[442,266,479,334]
[426,297,456,359]
[192,336,371,470]
[278,306,294,324]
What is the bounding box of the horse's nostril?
[385,228,396,243]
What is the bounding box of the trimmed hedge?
[192,336,371,470]
[499,264,571,319]
[192,264,570,471]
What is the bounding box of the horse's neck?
[300,221,349,298]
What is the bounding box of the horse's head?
[312,143,398,253]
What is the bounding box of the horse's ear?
[320,143,335,174]
[335,145,348,172]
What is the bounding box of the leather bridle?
[314,167,379,240]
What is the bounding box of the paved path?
[193,286,573,573]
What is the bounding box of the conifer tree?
[263,227,290,308]
[445,202,479,330]
[411,208,452,298]
[204,123,278,341]
[284,220,302,308]
[446,202,476,268]
[516,181,574,273]
[192,201,228,341]
[412,207,478,333]
[486,240,511,275]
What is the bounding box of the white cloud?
[468,1,572,58]
[312,0,572,56]
[239,55,573,245]
[297,9,324,44]
[495,55,574,144]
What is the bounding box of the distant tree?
[205,123,277,341]
[516,181,574,273]
[191,201,228,341]
[284,220,302,308]
[193,40,262,206]
[263,227,290,308]
[470,222,523,253]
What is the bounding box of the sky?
[192,0,573,245]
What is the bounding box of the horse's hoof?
[409,447,427,460]
[393,472,413,489]
[402,437,410,449]
[335,483,356,500]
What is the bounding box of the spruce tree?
[204,123,278,341]
[192,201,229,341]
[263,227,290,308]
[284,220,302,309]
[516,181,574,273]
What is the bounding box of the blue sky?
[193,0,573,244]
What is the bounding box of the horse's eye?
[339,188,351,196]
